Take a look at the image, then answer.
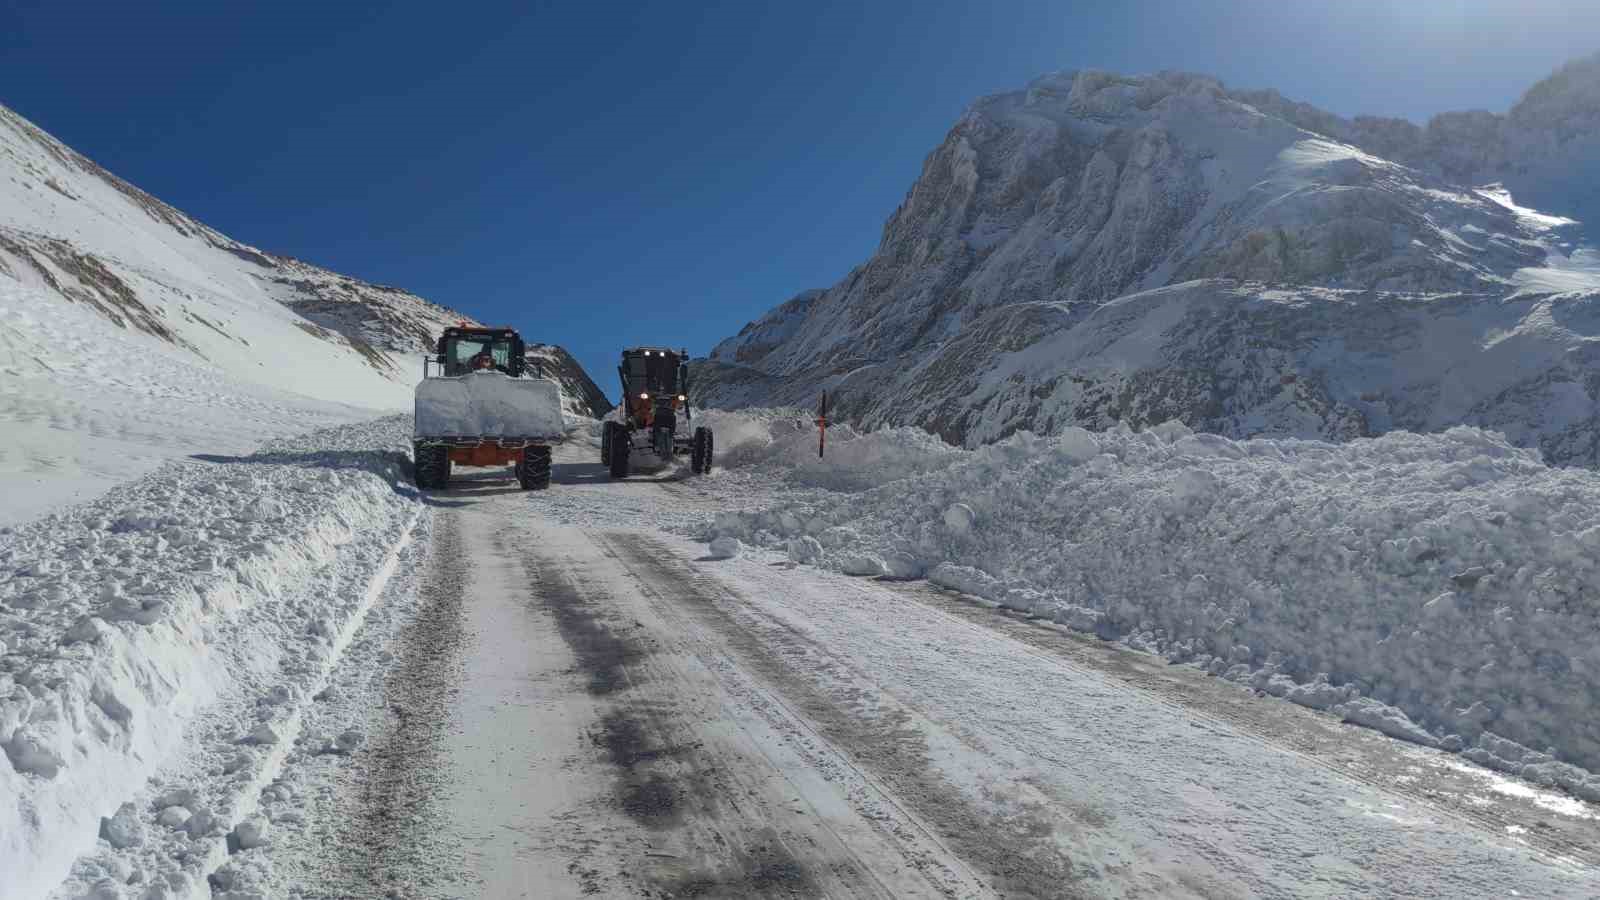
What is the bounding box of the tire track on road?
[314,509,471,898]
[598,532,1081,900]
[507,528,847,898]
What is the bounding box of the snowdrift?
[701,412,1600,797]
[0,417,425,898]
[414,372,566,440]
[694,408,961,491]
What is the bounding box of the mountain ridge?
[698,55,1600,465]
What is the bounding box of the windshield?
[444,336,514,375]
[623,352,681,396]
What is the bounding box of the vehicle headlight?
[640,393,649,400]
[677,395,686,402]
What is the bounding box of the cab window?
[445,337,512,374]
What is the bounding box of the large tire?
[652,424,674,458]
[600,422,614,466]
[414,442,451,489]
[608,424,630,479]
[691,427,714,475]
[518,445,552,490]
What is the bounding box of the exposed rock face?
[699,57,1600,464]
[710,289,823,366]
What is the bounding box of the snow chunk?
[155,806,191,830]
[1337,700,1440,748]
[335,729,365,753]
[63,615,114,645]
[787,536,823,565]
[98,802,144,849]
[224,749,256,774]
[230,814,271,851]
[839,554,888,577]
[1058,428,1102,464]
[3,729,65,778]
[184,807,222,837]
[942,503,976,535]
[881,552,924,580]
[242,722,281,746]
[707,537,743,560]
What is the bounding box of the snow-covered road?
[15,424,1600,898]
[279,442,1597,899]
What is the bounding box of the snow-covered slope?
[0,104,467,403]
[0,102,603,520]
[526,342,612,419]
[699,58,1600,463]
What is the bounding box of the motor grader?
[412,326,565,490]
[600,347,713,478]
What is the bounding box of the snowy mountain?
[1236,51,1600,231]
[699,55,1600,464]
[526,342,612,419]
[0,102,601,519]
[0,104,468,395]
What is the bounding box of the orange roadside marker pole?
[817,391,828,458]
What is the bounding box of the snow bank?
[697,408,962,491]
[414,371,565,440]
[0,416,424,898]
[703,420,1600,794]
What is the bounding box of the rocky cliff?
[700,56,1600,464]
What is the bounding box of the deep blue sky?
[3,1,1596,386]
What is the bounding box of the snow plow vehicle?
[601,346,713,478]
[413,326,565,490]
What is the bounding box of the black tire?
[691,427,714,474]
[608,424,631,479]
[600,422,614,466]
[414,442,451,489]
[518,445,552,490]
[652,424,674,458]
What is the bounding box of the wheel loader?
[600,347,713,478]
[412,326,565,490]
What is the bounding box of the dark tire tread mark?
[313,510,472,899]
[504,531,832,898]
[596,533,1083,899]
